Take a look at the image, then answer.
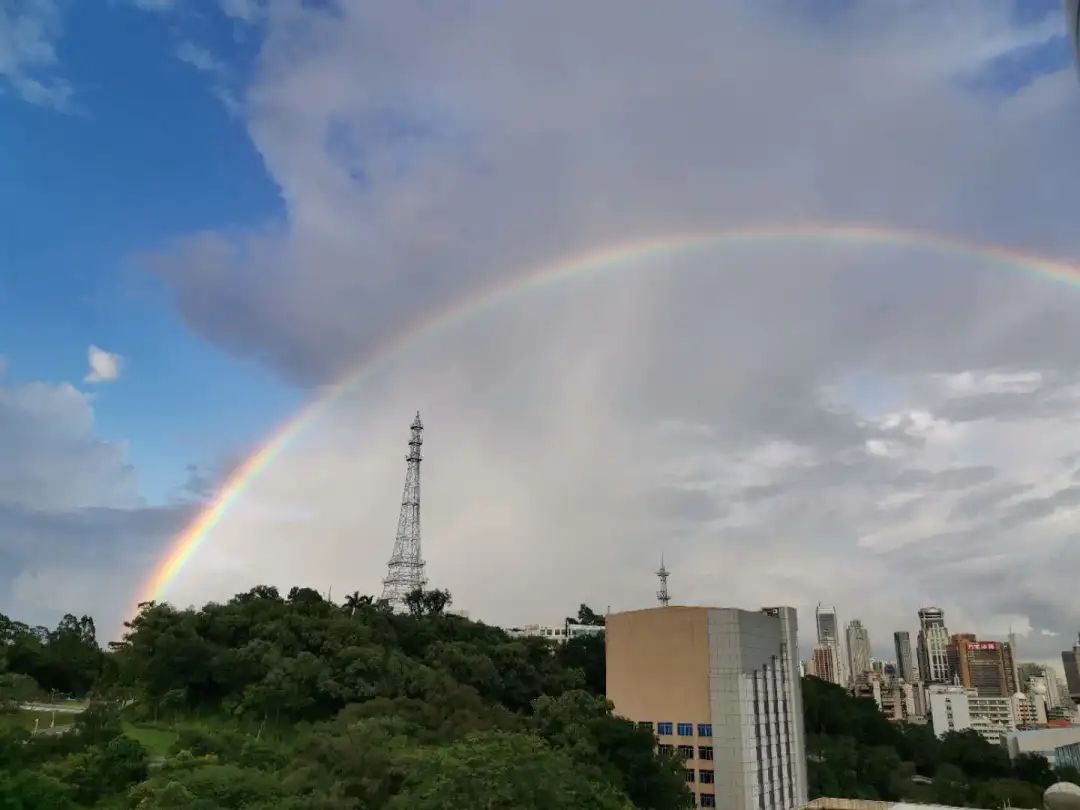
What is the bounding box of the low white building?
[505,622,605,644]
[928,685,1016,746]
[929,685,972,737]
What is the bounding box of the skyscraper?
[894,631,915,682]
[1062,634,1080,705]
[816,604,845,685]
[949,638,1017,697]
[813,645,841,685]
[917,607,951,684]
[846,620,871,681]
[606,605,807,810]
[816,604,839,645]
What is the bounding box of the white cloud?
[174,41,240,113]
[219,0,263,23]
[0,0,74,110]
[175,42,225,74]
[0,376,191,639]
[938,370,1044,397]
[84,345,123,384]
[124,0,176,11]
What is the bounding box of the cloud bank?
[16,1,1080,665]
[0,378,190,640]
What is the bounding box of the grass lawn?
[122,722,178,757]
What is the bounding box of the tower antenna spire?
[656,555,671,607]
[381,411,427,608]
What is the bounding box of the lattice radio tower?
[381,412,427,607]
[656,555,671,607]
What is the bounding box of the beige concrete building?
[607,605,807,810]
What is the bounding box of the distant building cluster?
[803,604,1080,759]
[509,571,1080,810]
[504,622,605,644]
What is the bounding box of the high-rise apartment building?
[894,631,915,682]
[949,638,1017,697]
[816,605,839,645]
[917,607,951,684]
[846,620,871,681]
[606,605,808,810]
[812,645,842,686]
[1019,662,1065,709]
[1062,635,1080,705]
[816,605,846,685]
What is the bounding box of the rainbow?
[135,222,1080,607]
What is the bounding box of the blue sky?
[1,0,295,502]
[6,0,1080,662]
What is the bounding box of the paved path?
[20,702,86,714]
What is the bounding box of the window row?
[640,722,712,737]
[657,744,712,760]
[684,769,715,784]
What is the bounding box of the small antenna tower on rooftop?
[656,556,671,607]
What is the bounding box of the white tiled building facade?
[928,685,1017,746]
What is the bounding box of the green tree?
[404,588,452,617]
[1057,764,1080,784]
[971,778,1044,809]
[131,764,283,808]
[567,604,606,627]
[0,770,74,810]
[531,689,692,809]
[1014,752,1056,788]
[939,729,1010,781]
[557,633,605,695]
[388,731,632,810]
[931,763,968,806]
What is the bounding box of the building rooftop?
[804,799,1035,810]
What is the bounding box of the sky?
[3,0,1080,672]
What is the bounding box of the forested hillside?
[0,587,687,809]
[3,590,1079,809]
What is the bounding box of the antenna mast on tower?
[656,556,671,607]
[381,412,427,608]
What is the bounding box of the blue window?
[657,722,673,736]
[677,744,694,759]
[698,746,714,761]
[700,794,716,807]
[658,744,673,756]
[677,722,694,736]
[685,769,695,783]
[699,769,715,784]
[637,721,653,733]
[698,723,712,737]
